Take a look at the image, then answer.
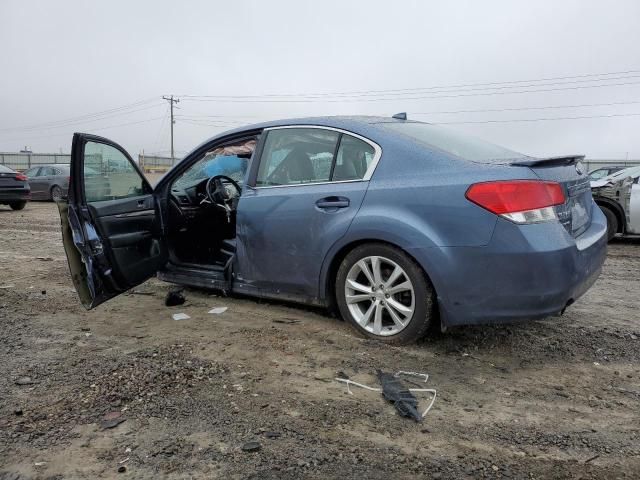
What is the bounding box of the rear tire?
[335,243,434,345]
[9,201,26,211]
[600,206,618,241]
[50,185,64,202]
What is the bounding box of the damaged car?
[591,165,640,240]
[59,115,607,344]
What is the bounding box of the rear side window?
[333,135,376,181]
[382,122,526,163]
[40,167,55,176]
[83,141,146,202]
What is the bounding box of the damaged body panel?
[591,166,640,240]
[59,116,608,344]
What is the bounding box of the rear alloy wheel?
[336,243,434,344]
[50,185,64,202]
[9,201,26,211]
[600,206,618,241]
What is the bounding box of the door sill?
[158,262,229,291]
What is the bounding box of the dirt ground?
[1,202,639,479]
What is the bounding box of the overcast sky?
[1,0,640,159]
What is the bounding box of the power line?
[0,116,165,143]
[0,102,165,134]
[179,80,640,103]
[175,69,640,99]
[0,97,159,132]
[412,100,640,115]
[434,112,640,125]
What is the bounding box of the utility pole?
[162,95,180,163]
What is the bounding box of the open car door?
[59,133,167,308]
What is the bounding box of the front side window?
[256,128,378,186]
[83,141,146,202]
[256,128,340,186]
[173,138,256,190]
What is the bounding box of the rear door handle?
[315,196,350,209]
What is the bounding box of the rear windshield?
[381,122,527,163]
[0,165,14,173]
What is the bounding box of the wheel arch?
[320,237,442,322]
[594,197,625,233]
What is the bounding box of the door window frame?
[247,125,382,189]
[70,134,152,204]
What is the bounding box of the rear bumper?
[0,187,30,203]
[409,203,608,327]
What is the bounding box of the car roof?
[189,115,403,151]
[33,164,70,171]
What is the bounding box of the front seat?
[279,148,314,183]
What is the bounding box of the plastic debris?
[335,370,437,421]
[377,370,422,422]
[165,289,186,306]
[172,313,190,321]
[273,318,300,324]
[208,307,228,314]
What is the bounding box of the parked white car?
[591,165,640,240]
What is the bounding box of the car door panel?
[236,181,368,300]
[60,133,166,308]
[87,195,162,287]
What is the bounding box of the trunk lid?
[0,171,23,189]
[512,156,592,237]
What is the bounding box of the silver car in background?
[23,164,70,201]
[23,163,111,202]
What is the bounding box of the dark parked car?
[59,116,607,344]
[588,165,625,181]
[24,163,110,202]
[0,164,30,210]
[23,164,70,201]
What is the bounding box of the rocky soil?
[0,202,639,479]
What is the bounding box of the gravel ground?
[0,202,639,479]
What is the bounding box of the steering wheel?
[205,175,241,208]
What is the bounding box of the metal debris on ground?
[172,313,190,321]
[208,307,228,314]
[335,370,437,421]
[165,289,186,307]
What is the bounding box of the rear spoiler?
[510,155,585,167]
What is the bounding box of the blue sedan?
[59,115,607,344]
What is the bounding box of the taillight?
[465,180,565,224]
[15,173,28,181]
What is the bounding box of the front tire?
[335,243,434,344]
[9,201,26,211]
[600,206,618,241]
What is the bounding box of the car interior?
[167,136,258,272]
[165,128,374,278]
